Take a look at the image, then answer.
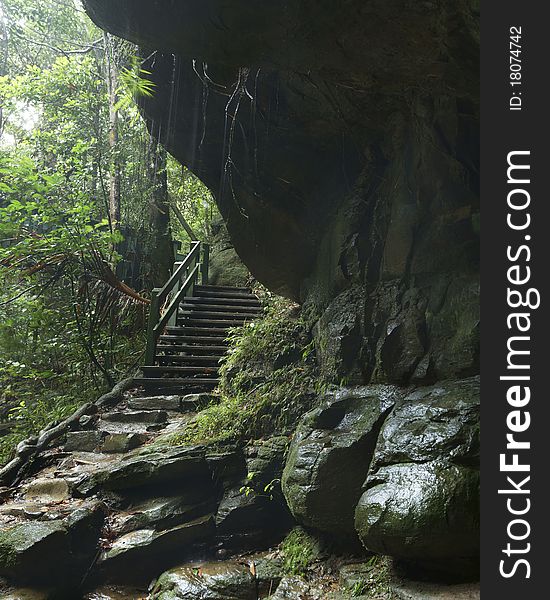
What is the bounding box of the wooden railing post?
[145,288,161,365]
[167,261,182,328]
[201,243,210,285]
[144,241,201,367]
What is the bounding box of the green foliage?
[344,557,394,599]
[0,0,216,466]
[281,527,322,576]
[167,295,322,446]
[116,56,156,113]
[0,361,92,464]
[167,159,217,243]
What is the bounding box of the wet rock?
[84,584,148,599]
[210,436,294,550]
[282,386,399,541]
[127,396,182,412]
[23,478,70,503]
[245,436,288,490]
[101,410,168,424]
[0,584,50,600]
[355,377,479,577]
[208,217,251,288]
[150,560,256,600]
[75,446,209,495]
[269,576,314,599]
[0,502,105,585]
[390,578,480,600]
[206,449,247,491]
[100,515,215,582]
[112,496,215,535]
[215,487,292,551]
[356,463,479,575]
[181,393,218,412]
[254,554,284,595]
[101,433,150,454]
[313,286,365,382]
[65,430,105,452]
[339,562,376,590]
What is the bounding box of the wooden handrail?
[144,240,210,365]
[155,264,199,334]
[170,202,197,241]
[156,241,200,304]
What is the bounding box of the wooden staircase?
[136,243,261,394]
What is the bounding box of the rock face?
[82,0,479,387]
[354,377,480,576]
[208,217,250,288]
[282,386,399,541]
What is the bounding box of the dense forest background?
[0,0,216,462]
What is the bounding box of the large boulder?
[0,502,105,586]
[354,377,480,577]
[281,386,400,541]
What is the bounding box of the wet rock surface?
[390,578,480,600]
[0,377,480,593]
[0,390,295,593]
[150,560,256,600]
[0,501,105,586]
[282,385,400,541]
[355,377,480,576]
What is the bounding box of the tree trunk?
[104,32,121,228]
[147,130,174,288]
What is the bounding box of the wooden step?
[156,344,227,354]
[159,335,228,345]
[183,296,261,308]
[156,355,223,366]
[177,318,247,328]
[180,302,262,314]
[142,365,219,376]
[165,326,231,336]
[178,310,256,321]
[194,290,258,301]
[195,285,251,294]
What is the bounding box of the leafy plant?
[281,527,322,576]
[165,294,323,446]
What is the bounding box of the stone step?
[133,378,220,391]
[101,410,168,425]
[66,429,153,454]
[127,395,182,412]
[101,432,151,454]
[127,393,217,412]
